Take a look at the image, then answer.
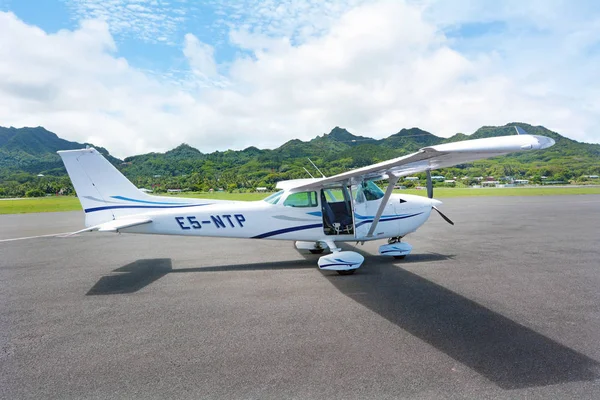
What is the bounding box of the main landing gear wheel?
[318,241,364,275]
[337,269,356,275]
[309,249,324,254]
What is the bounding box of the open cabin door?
[320,186,354,236]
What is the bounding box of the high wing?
[288,133,555,191]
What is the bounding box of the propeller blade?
[433,206,454,225]
[426,170,433,199]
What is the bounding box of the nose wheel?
[336,269,356,275]
[379,240,412,259]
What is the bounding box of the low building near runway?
[482,181,500,187]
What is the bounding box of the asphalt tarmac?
[1,195,599,399]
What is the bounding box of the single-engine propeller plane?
[59,127,554,274]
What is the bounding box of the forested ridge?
[0,123,598,197]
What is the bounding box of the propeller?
[426,169,454,225]
[432,206,454,225]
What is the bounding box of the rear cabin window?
[283,191,318,207]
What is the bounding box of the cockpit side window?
[283,191,318,207]
[354,186,366,204]
[263,190,284,204]
[323,188,345,203]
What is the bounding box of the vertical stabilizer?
[58,148,202,227]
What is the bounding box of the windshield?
[356,181,384,201]
[263,190,284,204]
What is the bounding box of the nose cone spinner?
[429,198,443,207]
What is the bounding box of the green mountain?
[0,123,598,197]
[0,126,119,176]
[325,126,378,145]
[379,128,442,151]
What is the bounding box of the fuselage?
[122,191,437,242]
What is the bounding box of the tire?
[309,249,324,254]
[337,269,356,275]
[393,255,406,260]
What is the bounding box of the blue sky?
[3,0,225,71]
[2,0,370,76]
[0,0,599,156]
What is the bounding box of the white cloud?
[211,0,371,44]
[0,0,599,160]
[182,34,228,87]
[62,0,189,44]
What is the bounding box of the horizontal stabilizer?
[63,218,152,236]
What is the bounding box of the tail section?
[58,148,204,227]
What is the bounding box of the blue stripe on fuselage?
[253,213,424,238]
[110,195,193,205]
[84,204,207,213]
[252,223,323,239]
[354,212,424,228]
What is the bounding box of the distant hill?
[379,128,442,151]
[0,126,119,176]
[0,123,599,197]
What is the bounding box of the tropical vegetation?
[0,123,598,198]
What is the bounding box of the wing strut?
[426,170,433,198]
[366,174,399,238]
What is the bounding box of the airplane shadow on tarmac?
[86,256,318,296]
[323,254,600,390]
[87,252,600,390]
[85,251,448,296]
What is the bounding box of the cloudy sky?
[0,0,598,157]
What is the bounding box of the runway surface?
[1,195,600,399]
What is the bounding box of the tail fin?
[58,148,198,227]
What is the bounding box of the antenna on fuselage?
[303,167,315,179]
[307,158,326,178]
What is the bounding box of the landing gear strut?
[388,236,402,244]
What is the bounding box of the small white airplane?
[58,127,554,275]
